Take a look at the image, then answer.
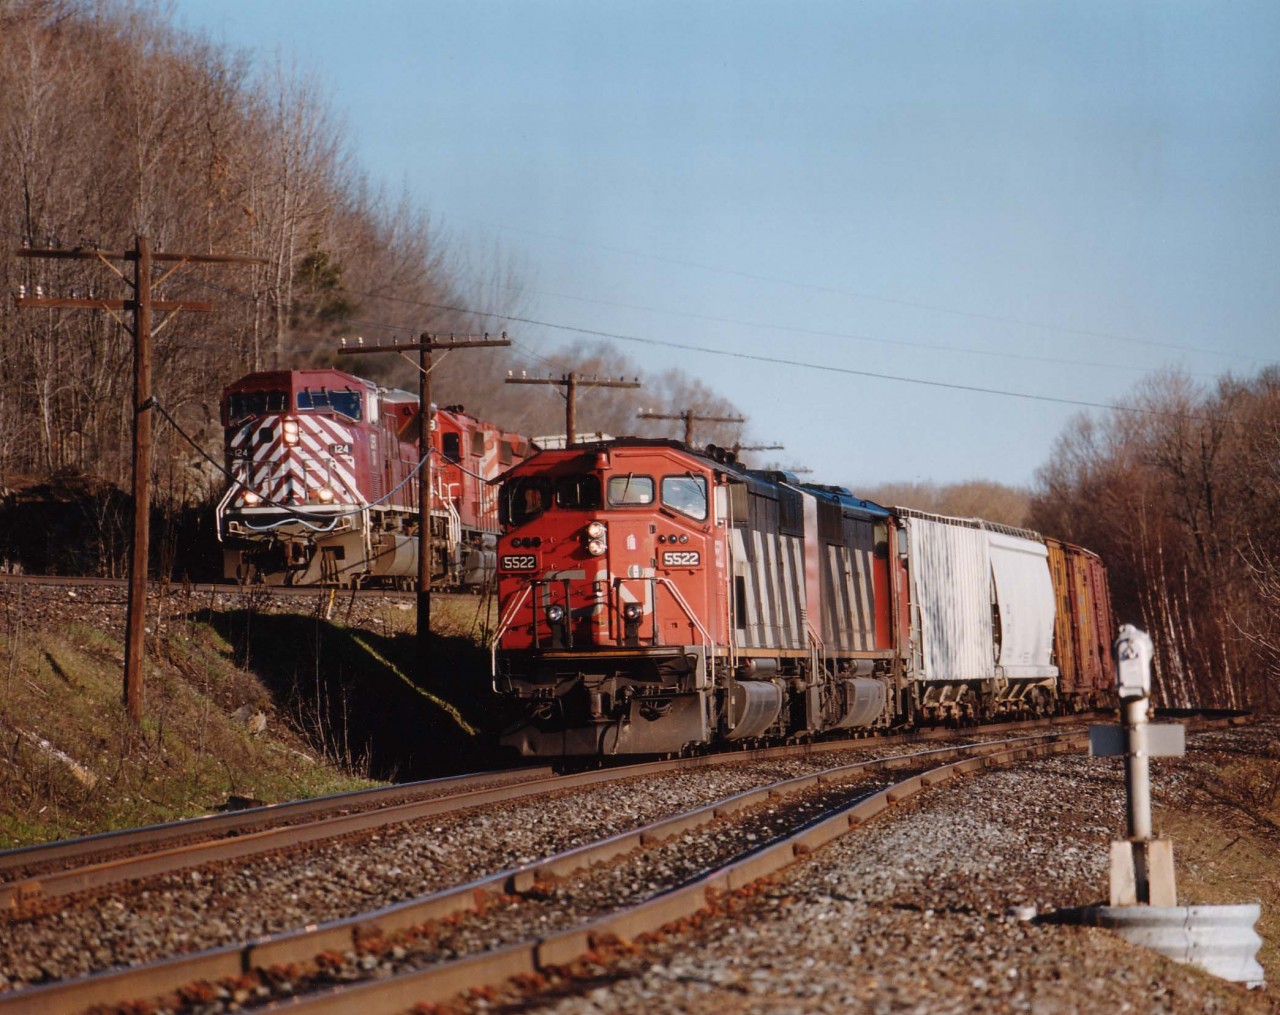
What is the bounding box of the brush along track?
[0,731,1085,1013]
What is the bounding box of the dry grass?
[0,611,375,848]
[1156,739,1280,985]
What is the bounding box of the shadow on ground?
[191,608,521,782]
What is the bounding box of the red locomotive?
[491,438,1116,757]
[216,368,530,587]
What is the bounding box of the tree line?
[6,4,1271,714]
[0,0,748,565]
[1029,368,1280,711]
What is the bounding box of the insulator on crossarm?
[357,336,364,346]
[340,336,347,347]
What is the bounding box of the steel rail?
[0,731,1079,1015]
[0,766,554,882]
[0,571,423,601]
[0,760,690,914]
[0,713,1235,925]
[0,713,1086,893]
[272,733,1095,1014]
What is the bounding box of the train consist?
[491,438,1114,757]
[216,368,530,587]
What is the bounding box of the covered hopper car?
[491,438,1115,757]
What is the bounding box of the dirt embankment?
[0,579,501,847]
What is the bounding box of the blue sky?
[174,0,1280,489]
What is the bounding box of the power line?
[451,215,1262,365]
[188,278,1236,425]
[335,291,1237,424]
[467,281,1218,379]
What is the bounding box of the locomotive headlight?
[546,604,566,624]
[622,602,643,622]
[243,490,262,505]
[316,487,334,503]
[584,520,607,556]
[282,420,300,445]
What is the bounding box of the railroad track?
[0,572,421,601]
[0,729,1089,1014]
[0,715,1088,913]
[0,714,1246,1013]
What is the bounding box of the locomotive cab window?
[471,431,486,456]
[503,476,551,526]
[228,390,287,422]
[607,474,654,506]
[298,388,362,421]
[556,474,602,510]
[442,433,461,462]
[661,474,707,520]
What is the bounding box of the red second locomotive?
[216,368,529,587]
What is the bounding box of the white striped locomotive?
[491,438,1114,756]
[216,368,529,587]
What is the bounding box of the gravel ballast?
[0,741,980,989]
[505,730,1276,1015]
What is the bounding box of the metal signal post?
[340,332,511,676]
[16,237,264,723]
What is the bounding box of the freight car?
[490,437,1115,757]
[215,368,530,587]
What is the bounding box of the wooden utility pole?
[16,238,263,722]
[637,408,746,447]
[505,371,640,446]
[340,332,511,676]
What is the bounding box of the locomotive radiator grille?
[227,414,361,509]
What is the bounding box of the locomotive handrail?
[807,624,826,688]
[652,577,717,691]
[491,583,535,690]
[212,482,237,543]
[438,479,463,548]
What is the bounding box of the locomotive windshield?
[227,389,288,421]
[607,474,654,506]
[661,474,708,520]
[297,388,362,421]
